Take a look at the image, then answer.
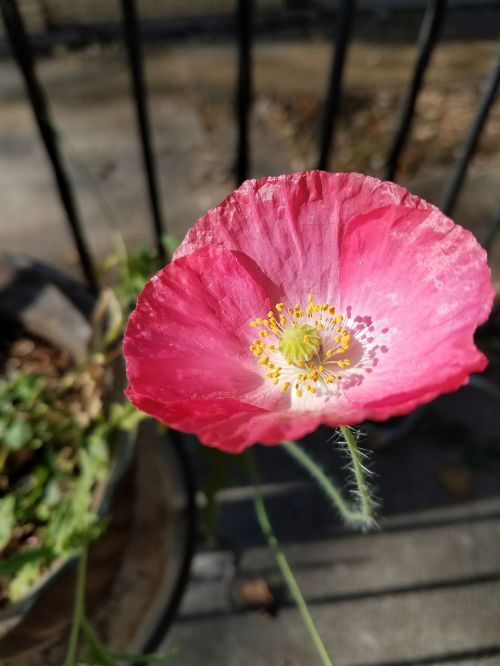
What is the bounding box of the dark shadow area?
[1,4,500,57]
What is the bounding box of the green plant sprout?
[64,548,176,666]
[0,365,142,602]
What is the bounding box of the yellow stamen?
[249,293,354,399]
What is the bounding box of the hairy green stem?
[247,453,334,666]
[64,547,88,666]
[283,431,375,529]
[282,439,359,524]
[339,425,374,524]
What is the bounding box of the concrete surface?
[154,377,500,665]
[163,416,500,665]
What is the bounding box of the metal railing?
[1,0,499,293]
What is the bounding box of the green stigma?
[279,323,321,364]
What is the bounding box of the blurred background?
[1,0,500,282]
[1,1,500,665]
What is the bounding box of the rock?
[0,255,93,361]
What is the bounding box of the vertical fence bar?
[121,0,166,261]
[1,0,98,293]
[442,46,500,217]
[235,0,254,185]
[384,0,447,182]
[317,0,356,171]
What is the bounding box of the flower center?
[278,323,321,364]
[249,294,352,398]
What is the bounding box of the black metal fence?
[1,0,499,293]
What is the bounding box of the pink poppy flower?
[124,171,493,453]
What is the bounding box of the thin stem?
[282,439,358,523]
[283,437,374,529]
[64,547,88,666]
[339,425,374,524]
[64,546,172,665]
[246,453,334,666]
[81,614,114,665]
[82,599,176,664]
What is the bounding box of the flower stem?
[339,425,374,524]
[282,439,357,523]
[246,452,334,666]
[64,547,88,666]
[81,615,114,665]
[282,432,375,530]
[64,545,174,665]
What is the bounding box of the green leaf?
[8,560,44,602]
[0,546,51,577]
[107,402,145,431]
[42,441,108,555]
[0,496,15,550]
[84,435,110,482]
[162,233,180,254]
[17,464,50,519]
[4,420,33,450]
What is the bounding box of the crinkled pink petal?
[124,244,279,411]
[126,388,326,453]
[331,201,493,422]
[125,171,494,452]
[176,171,434,305]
